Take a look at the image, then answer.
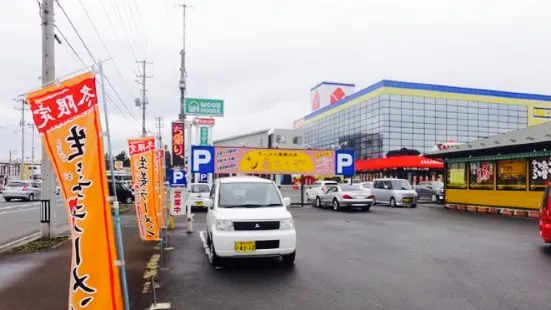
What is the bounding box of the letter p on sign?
[335,150,355,176]
[191,146,215,174]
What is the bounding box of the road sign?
[168,168,187,187]
[335,150,355,176]
[184,98,224,117]
[199,127,209,146]
[191,146,215,174]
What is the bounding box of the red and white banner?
[170,188,184,216]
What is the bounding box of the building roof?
[427,122,551,157]
[213,129,271,144]
[304,79,551,121]
[310,81,356,91]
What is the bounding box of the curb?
[0,232,41,253]
[445,204,539,220]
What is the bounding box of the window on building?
[469,161,494,189]
[529,157,551,191]
[497,159,526,190]
[292,136,303,145]
[447,163,467,189]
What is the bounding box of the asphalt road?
[0,199,40,247]
[0,195,68,248]
[160,204,551,310]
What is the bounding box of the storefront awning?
[356,155,444,171]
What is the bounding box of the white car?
[187,183,211,209]
[305,180,338,202]
[204,176,296,268]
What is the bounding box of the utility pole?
[28,123,36,176]
[15,99,28,180]
[155,116,164,148]
[178,3,192,120]
[135,60,152,137]
[40,0,59,239]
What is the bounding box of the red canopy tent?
[356,155,443,171]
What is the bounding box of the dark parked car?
[107,182,134,204]
[415,181,444,203]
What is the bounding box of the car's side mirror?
[283,197,291,207]
[203,198,214,209]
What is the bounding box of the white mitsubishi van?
[203,176,296,268]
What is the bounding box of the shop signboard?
[184,98,224,117]
[194,117,215,126]
[171,121,185,167]
[199,127,209,146]
[191,146,355,176]
[533,107,551,119]
[170,187,184,216]
[530,157,551,190]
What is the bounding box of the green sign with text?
[199,127,209,146]
[184,98,224,117]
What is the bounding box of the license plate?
[195,201,204,206]
[403,198,412,203]
[235,241,256,252]
[355,196,366,199]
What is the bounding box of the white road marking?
[0,203,40,211]
[0,207,40,216]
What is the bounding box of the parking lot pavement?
[159,205,551,310]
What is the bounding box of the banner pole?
[98,62,131,310]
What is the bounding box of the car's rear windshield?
[7,182,26,187]
[340,185,361,191]
[190,184,210,193]
[219,182,282,208]
[390,180,412,190]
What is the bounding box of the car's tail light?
[342,194,353,199]
[368,195,374,200]
[321,186,326,192]
[22,186,28,191]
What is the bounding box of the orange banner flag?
[128,137,161,241]
[155,148,166,228]
[26,72,123,310]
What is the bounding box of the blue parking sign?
[169,168,187,187]
[191,145,215,174]
[335,150,355,176]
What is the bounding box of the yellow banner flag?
[26,72,123,309]
[128,137,160,240]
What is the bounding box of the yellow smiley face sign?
[239,149,315,174]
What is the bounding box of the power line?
[128,0,149,57]
[54,24,140,131]
[77,0,139,107]
[98,0,139,62]
[54,0,142,129]
[54,25,87,66]
[107,0,146,60]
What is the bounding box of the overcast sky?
[1,0,550,162]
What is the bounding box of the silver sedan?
[315,185,373,211]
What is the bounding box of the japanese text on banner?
[129,137,160,240]
[26,72,123,310]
